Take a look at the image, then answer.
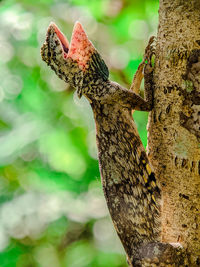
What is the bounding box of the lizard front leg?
[114,37,155,112]
[130,36,155,112]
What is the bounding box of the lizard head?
[41,22,109,98]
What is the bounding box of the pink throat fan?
[50,21,95,71]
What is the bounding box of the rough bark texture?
[148,0,200,265]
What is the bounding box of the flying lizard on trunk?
[41,22,184,266]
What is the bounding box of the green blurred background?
[0,0,159,266]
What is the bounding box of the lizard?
[40,22,180,266]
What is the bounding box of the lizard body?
[41,22,161,265]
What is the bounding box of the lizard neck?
[80,78,111,102]
[90,100,161,259]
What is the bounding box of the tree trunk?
[148,0,200,265]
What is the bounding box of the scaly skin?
[41,22,162,265]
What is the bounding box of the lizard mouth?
[49,21,95,70]
[41,21,109,96]
[50,23,69,58]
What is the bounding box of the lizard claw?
[143,36,156,67]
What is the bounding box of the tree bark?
[148,0,200,265]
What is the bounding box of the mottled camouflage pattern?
[41,22,161,265]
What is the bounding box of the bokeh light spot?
[129,19,149,40]
[0,41,14,63]
[110,46,130,69]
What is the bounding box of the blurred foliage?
[0,0,159,266]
